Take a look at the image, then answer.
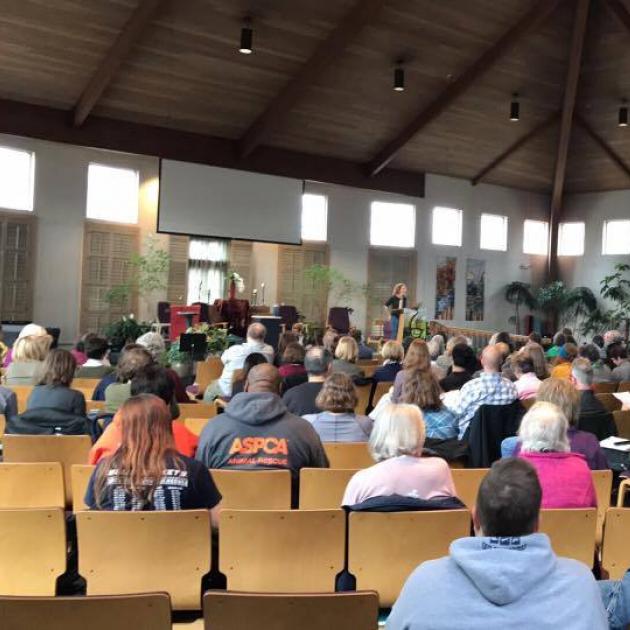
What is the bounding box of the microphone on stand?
[198,281,203,302]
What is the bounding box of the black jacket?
[345,493,466,512]
[7,407,97,440]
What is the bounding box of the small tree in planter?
[505,281,537,334]
[104,315,151,352]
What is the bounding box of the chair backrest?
[591,469,613,545]
[450,468,489,510]
[299,468,359,509]
[0,508,66,595]
[182,417,211,436]
[86,400,105,413]
[361,364,378,378]
[601,508,630,579]
[211,469,291,509]
[202,591,379,630]
[77,510,211,610]
[595,393,622,413]
[592,382,618,394]
[0,462,65,509]
[0,413,5,444]
[613,409,630,438]
[220,509,345,592]
[0,593,172,630]
[3,435,92,506]
[71,464,96,512]
[323,442,374,469]
[11,385,32,414]
[539,508,597,567]
[354,384,372,415]
[371,381,392,408]
[178,402,217,420]
[617,381,630,393]
[348,509,471,607]
[195,357,224,392]
[72,378,101,391]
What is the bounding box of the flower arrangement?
[227,271,245,293]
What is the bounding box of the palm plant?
[562,286,598,333]
[505,281,537,334]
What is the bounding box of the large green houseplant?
[504,281,537,334]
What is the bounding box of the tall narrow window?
[187,238,229,304]
[523,220,549,255]
[480,213,508,251]
[370,201,415,248]
[602,220,630,255]
[558,222,585,256]
[432,207,462,246]
[0,146,35,212]
[86,163,139,224]
[301,193,328,242]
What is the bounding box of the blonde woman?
[341,404,455,506]
[5,333,53,385]
[385,283,407,339]
[373,340,404,383]
[332,336,365,379]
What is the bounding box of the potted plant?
[104,315,151,352]
[162,341,194,379]
[186,322,229,356]
[504,281,537,334]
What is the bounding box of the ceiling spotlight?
[510,93,520,122]
[239,17,253,54]
[394,62,405,92]
[619,99,628,127]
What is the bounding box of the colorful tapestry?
[465,258,485,321]
[435,257,456,320]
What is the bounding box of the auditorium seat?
[0,508,66,595]
[591,469,613,545]
[179,402,217,420]
[299,468,359,509]
[347,510,471,607]
[195,358,224,393]
[3,435,92,506]
[76,510,211,610]
[592,382,618,394]
[86,400,106,413]
[211,469,291,509]
[360,364,378,378]
[613,409,630,438]
[71,464,95,512]
[371,381,392,408]
[11,386,32,414]
[182,417,212,436]
[0,462,64,509]
[0,593,172,630]
[617,479,630,508]
[202,591,379,630]
[323,442,373,469]
[539,509,597,567]
[450,468,489,510]
[72,377,102,390]
[616,381,630,393]
[220,509,345,592]
[354,384,372,415]
[601,508,630,579]
[595,393,622,413]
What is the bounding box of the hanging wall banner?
[435,256,456,320]
[465,258,485,322]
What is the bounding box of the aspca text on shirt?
[227,437,289,467]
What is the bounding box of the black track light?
[619,100,628,127]
[394,63,405,92]
[239,17,253,54]
[510,93,520,122]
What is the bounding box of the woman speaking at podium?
[385,283,407,340]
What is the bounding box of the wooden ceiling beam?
[471,111,560,185]
[548,0,590,279]
[73,0,164,127]
[366,0,563,176]
[238,0,386,158]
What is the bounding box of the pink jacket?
[518,451,596,509]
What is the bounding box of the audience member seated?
[70,333,89,366]
[232,352,268,397]
[342,404,455,506]
[90,365,193,463]
[323,329,340,355]
[386,458,607,630]
[373,340,404,383]
[490,331,514,352]
[526,342,550,380]
[572,357,608,415]
[517,402,596,508]
[275,332,299,367]
[439,343,475,393]
[282,347,332,416]
[0,385,17,425]
[204,323,274,400]
[93,344,147,400]
[435,334,468,373]
[550,343,578,380]
[393,339,443,402]
[451,345,517,438]
[427,334,445,362]
[75,335,112,379]
[2,322,48,368]
[4,332,53,386]
[545,332,566,359]
[579,343,613,383]
[592,334,606,359]
[351,328,374,360]
[278,342,307,381]
[303,372,372,442]
[196,363,328,505]
[101,346,154,413]
[332,336,365,379]
[609,343,630,382]
[85,394,221,525]
[512,353,541,400]
[400,369,457,440]
[527,331,542,345]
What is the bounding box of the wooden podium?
[396,312,405,343]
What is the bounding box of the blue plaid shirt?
[422,407,458,440]
[455,372,518,438]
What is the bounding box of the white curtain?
[187,238,228,304]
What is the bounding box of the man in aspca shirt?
[196,363,329,506]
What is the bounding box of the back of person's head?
[323,330,340,354]
[369,403,425,462]
[446,335,468,355]
[136,332,166,361]
[494,331,513,352]
[592,334,604,349]
[243,352,267,376]
[480,345,502,372]
[536,377,579,426]
[571,357,593,387]
[244,363,281,394]
[604,330,623,346]
[381,340,404,363]
[528,331,542,345]
[401,369,442,410]
[519,401,570,453]
[116,346,153,382]
[475,458,542,537]
[282,341,305,365]
[247,322,267,343]
[608,342,627,362]
[513,354,535,376]
[350,328,362,344]
[558,342,578,362]
[552,332,566,347]
[495,341,510,361]
[315,372,357,414]
[335,336,359,363]
[13,334,53,363]
[85,335,109,360]
[579,343,600,365]
[130,365,174,406]
[403,339,431,371]
[277,331,298,357]
[427,337,442,360]
[38,348,77,387]
[524,342,548,379]
[562,327,573,337]
[451,343,475,371]
[17,323,47,341]
[304,347,333,376]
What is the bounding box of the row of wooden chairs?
[2,505,628,608]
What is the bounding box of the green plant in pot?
[162,341,194,380]
[504,281,537,334]
[104,316,151,352]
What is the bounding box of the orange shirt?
[550,361,572,381]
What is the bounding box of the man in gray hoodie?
[196,363,329,506]
[386,458,607,630]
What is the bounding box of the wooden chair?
[10,385,32,414]
[71,464,96,512]
[3,435,92,506]
[361,364,378,378]
[323,442,373,469]
[592,382,618,394]
[202,591,379,630]
[0,462,65,509]
[0,593,172,630]
[299,468,359,509]
[179,402,217,420]
[451,468,489,510]
[195,357,224,392]
[613,409,630,439]
[595,393,622,413]
[183,417,212,436]
[220,509,345,592]
[0,413,5,445]
[211,469,292,510]
[77,510,211,610]
[72,378,100,391]
[617,479,630,508]
[371,381,392,408]
[354,384,372,415]
[617,381,630,393]
[601,508,630,579]
[539,509,597,567]
[591,469,613,545]
[0,508,66,595]
[348,510,471,606]
[86,400,105,413]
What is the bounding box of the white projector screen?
[158,159,303,244]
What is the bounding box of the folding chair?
[323,442,373,469]
[539,509,597,567]
[0,462,64,509]
[299,468,359,509]
[451,468,489,510]
[211,469,291,509]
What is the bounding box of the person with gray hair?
[518,401,596,509]
[571,357,609,418]
[579,343,613,383]
[282,347,333,416]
